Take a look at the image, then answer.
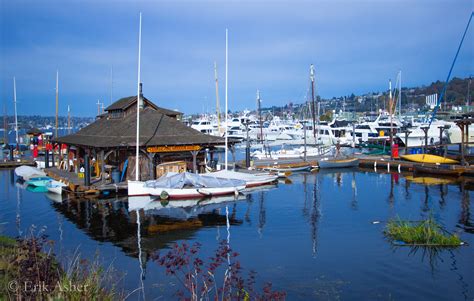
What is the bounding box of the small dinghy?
[25,176,52,187]
[46,180,67,195]
[209,170,278,188]
[318,157,359,169]
[128,172,246,199]
[15,165,46,180]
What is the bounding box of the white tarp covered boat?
[128,172,246,199]
[209,170,278,188]
[15,165,46,180]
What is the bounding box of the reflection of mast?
[136,209,146,301]
[244,194,253,224]
[310,174,320,257]
[351,172,358,210]
[258,191,266,237]
[388,173,395,207]
[16,186,22,236]
[302,173,309,217]
[459,181,472,232]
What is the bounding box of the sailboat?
[205,29,278,187]
[127,17,246,198]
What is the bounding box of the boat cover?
[144,172,245,189]
[14,165,46,179]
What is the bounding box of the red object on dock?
[33,146,38,158]
[391,144,399,158]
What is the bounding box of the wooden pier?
[44,167,128,198]
[0,160,36,169]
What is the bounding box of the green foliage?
[0,232,122,300]
[385,216,462,246]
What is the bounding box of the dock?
[0,160,37,169]
[44,167,128,197]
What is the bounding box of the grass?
[0,232,123,300]
[385,216,463,246]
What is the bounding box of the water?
[0,168,473,300]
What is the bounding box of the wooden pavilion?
[53,89,229,184]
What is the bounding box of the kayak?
[400,154,459,164]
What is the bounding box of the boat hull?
[318,158,359,169]
[400,154,459,164]
[128,180,245,199]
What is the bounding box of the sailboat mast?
[389,79,393,153]
[310,64,316,139]
[3,103,7,144]
[13,77,18,149]
[55,70,59,138]
[135,12,142,181]
[257,90,262,144]
[224,29,228,171]
[214,62,221,131]
[67,105,71,135]
[398,70,402,119]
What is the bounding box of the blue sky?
[1,0,473,117]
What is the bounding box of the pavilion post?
[191,150,198,173]
[84,151,91,186]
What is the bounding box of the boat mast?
[257,89,263,144]
[55,70,59,138]
[224,29,228,170]
[67,105,71,135]
[3,101,7,144]
[13,77,18,149]
[389,79,393,158]
[398,70,402,120]
[135,13,142,181]
[214,62,221,132]
[310,64,316,139]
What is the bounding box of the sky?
[0,0,473,117]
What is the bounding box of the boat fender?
[160,190,169,200]
[387,163,390,172]
[234,189,239,197]
[398,164,401,173]
[374,161,377,169]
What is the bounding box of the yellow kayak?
[400,154,459,164]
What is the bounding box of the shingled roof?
[105,95,182,117]
[54,107,224,148]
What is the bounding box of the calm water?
[0,168,473,300]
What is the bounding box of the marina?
[1,1,473,300]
